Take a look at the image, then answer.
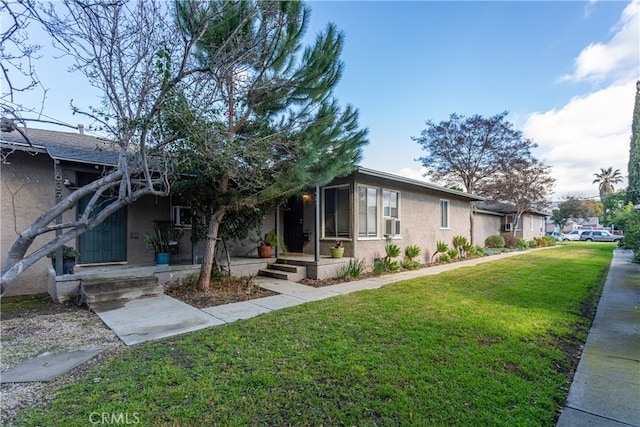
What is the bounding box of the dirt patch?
[166,275,277,309]
[299,272,378,288]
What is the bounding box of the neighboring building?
[1,127,199,297]
[473,201,548,242]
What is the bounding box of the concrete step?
[258,263,306,281]
[268,263,299,273]
[81,276,162,305]
[258,269,290,280]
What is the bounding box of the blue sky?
[304,0,639,199]
[7,0,639,199]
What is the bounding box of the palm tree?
[593,167,623,201]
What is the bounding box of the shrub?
[462,243,474,257]
[527,239,538,248]
[385,243,401,258]
[404,245,421,260]
[337,258,366,279]
[446,248,459,259]
[474,246,485,256]
[452,236,469,257]
[485,235,505,248]
[502,234,518,249]
[403,245,422,270]
[438,253,451,263]
[516,238,527,250]
[402,259,422,270]
[431,241,449,263]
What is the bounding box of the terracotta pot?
[258,245,273,258]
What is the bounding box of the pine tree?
[173,1,368,291]
[628,81,640,205]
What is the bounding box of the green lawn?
[17,244,613,426]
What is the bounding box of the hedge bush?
[485,235,505,248]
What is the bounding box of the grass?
[16,244,614,426]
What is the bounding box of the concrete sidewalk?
[556,249,640,427]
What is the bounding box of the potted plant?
[256,229,287,258]
[47,245,80,274]
[330,240,344,258]
[144,225,171,265]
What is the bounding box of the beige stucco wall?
[1,151,64,296]
[473,212,502,247]
[517,214,546,241]
[347,174,473,267]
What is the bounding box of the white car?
[562,230,584,241]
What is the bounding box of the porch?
[49,255,353,303]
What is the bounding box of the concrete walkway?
[556,249,640,427]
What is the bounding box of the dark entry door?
[283,195,304,253]
[77,172,127,263]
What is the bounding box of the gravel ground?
[1,303,123,425]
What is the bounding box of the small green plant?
[46,245,80,260]
[438,253,451,263]
[462,243,474,256]
[144,225,171,253]
[474,246,485,256]
[485,235,505,249]
[516,238,527,250]
[446,248,459,259]
[337,258,366,279]
[402,245,422,270]
[527,239,538,249]
[372,259,387,276]
[384,243,401,258]
[452,236,469,258]
[431,241,449,263]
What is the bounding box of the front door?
[283,195,304,253]
[77,172,127,263]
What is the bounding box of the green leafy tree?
[628,81,640,205]
[412,111,535,194]
[173,1,368,291]
[600,191,627,228]
[592,167,623,201]
[551,197,602,230]
[480,159,555,235]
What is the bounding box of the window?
[172,206,192,227]
[440,199,449,229]
[382,189,400,235]
[540,217,545,233]
[358,186,378,237]
[323,186,349,238]
[529,215,533,231]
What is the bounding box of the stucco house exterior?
[1,127,200,297]
[473,201,548,242]
[227,168,485,266]
[2,127,487,299]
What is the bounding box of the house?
[473,201,548,242]
[227,167,485,266]
[1,126,201,298]
[2,127,485,300]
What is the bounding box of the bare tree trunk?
[197,207,226,292]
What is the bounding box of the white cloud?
[561,0,639,82]
[394,167,432,183]
[523,80,635,198]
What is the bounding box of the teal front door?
[77,172,127,264]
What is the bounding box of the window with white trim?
[358,186,378,237]
[529,215,534,231]
[382,189,400,235]
[440,199,449,229]
[323,186,349,238]
[540,217,545,233]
